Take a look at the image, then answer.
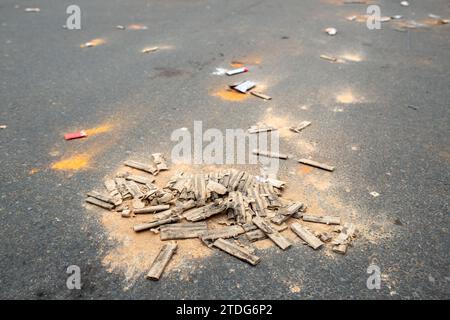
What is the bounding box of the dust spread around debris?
[283,180,393,251]
[259,110,294,139]
[78,102,386,288]
[84,123,114,136]
[85,149,374,288]
[257,110,316,155]
[212,88,249,102]
[101,209,213,287]
[336,91,357,104]
[302,173,332,191]
[298,165,314,175]
[98,166,237,287]
[51,154,91,171]
[230,55,262,67]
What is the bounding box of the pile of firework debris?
[86,153,356,280]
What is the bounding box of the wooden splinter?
[146,242,177,280]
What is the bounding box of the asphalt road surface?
[0,0,449,299]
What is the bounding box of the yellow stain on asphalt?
[298,165,314,175]
[230,61,244,68]
[85,123,113,136]
[51,154,91,171]
[260,110,294,139]
[51,119,120,172]
[336,91,357,104]
[213,89,249,102]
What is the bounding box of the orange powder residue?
[51,154,90,171]
[294,139,316,154]
[303,174,332,191]
[336,91,357,104]
[50,122,115,172]
[298,165,313,175]
[260,112,293,138]
[85,123,113,136]
[100,211,214,287]
[80,38,105,48]
[231,55,262,66]
[92,162,385,285]
[230,61,244,68]
[213,89,249,102]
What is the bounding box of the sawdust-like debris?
[213,89,249,102]
[51,154,91,171]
